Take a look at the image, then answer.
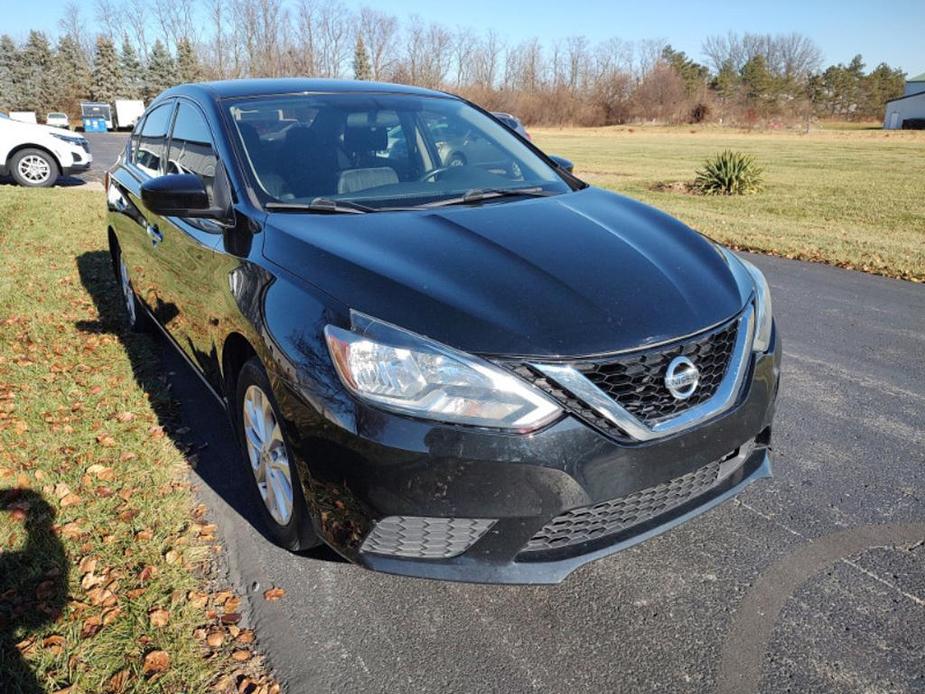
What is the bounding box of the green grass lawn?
[0,188,277,693]
[533,125,925,282]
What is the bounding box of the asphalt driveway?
[156,250,923,692]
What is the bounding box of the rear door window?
[166,102,219,193]
[133,102,174,176]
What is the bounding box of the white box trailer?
[114,100,145,130]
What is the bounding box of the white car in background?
[0,112,92,187]
[46,112,70,129]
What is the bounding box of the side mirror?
[141,173,228,220]
[548,155,574,174]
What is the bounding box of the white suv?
[0,112,92,187]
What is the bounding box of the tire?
[10,148,59,187]
[112,244,149,333]
[235,357,320,551]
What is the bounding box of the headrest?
[284,126,320,150]
[344,126,388,154]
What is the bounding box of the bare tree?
[94,0,121,41]
[565,35,590,92]
[635,38,667,79]
[313,1,352,78]
[452,26,476,88]
[775,32,822,80]
[153,0,195,50]
[358,7,398,81]
[58,1,93,60]
[205,0,229,78]
[471,29,503,88]
[123,0,151,59]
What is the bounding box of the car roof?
[158,78,455,103]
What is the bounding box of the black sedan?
[105,79,780,584]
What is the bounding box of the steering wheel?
[418,166,456,182]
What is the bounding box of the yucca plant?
[694,150,764,195]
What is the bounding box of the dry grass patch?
[0,187,278,693]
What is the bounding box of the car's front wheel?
[235,358,320,551]
[10,148,59,187]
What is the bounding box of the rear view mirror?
[548,155,574,174]
[141,173,231,221]
[142,174,210,216]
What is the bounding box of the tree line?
[0,0,906,127]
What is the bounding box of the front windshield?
[226,93,570,210]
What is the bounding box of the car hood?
[2,118,71,140]
[262,187,751,357]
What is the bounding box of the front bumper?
[62,155,92,176]
[276,329,781,584]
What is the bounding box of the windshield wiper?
[422,187,556,208]
[265,198,375,214]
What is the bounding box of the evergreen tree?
[145,39,176,100]
[51,35,92,118]
[19,31,55,113]
[91,35,123,103]
[712,59,739,102]
[740,55,773,103]
[661,45,708,96]
[120,38,144,99]
[176,37,201,83]
[861,63,905,119]
[353,35,372,81]
[0,35,19,112]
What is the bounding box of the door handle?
[146,223,163,246]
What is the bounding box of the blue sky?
[5,0,923,75]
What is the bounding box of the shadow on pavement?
[0,489,68,694]
[73,250,343,564]
[0,176,89,188]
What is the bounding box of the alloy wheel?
[17,154,51,184]
[118,255,136,325]
[242,385,294,526]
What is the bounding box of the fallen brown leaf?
[59,493,81,507]
[142,649,171,676]
[43,634,65,654]
[107,669,131,693]
[263,587,285,602]
[206,630,224,648]
[148,608,170,628]
[78,556,97,575]
[80,615,102,638]
[231,649,252,662]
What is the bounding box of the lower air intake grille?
[361,516,496,559]
[521,461,721,554]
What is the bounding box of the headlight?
[50,133,84,147]
[739,258,773,352]
[324,311,561,431]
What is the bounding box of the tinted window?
[133,102,173,176]
[167,102,219,193]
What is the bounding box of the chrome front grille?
[577,318,739,424]
[520,460,721,554]
[504,308,751,442]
